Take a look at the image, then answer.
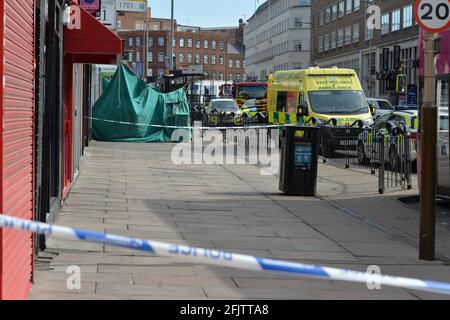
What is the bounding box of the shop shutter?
[0,0,35,300]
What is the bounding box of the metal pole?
[170,0,175,71]
[144,6,148,80]
[419,31,437,261]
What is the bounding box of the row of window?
[127,51,166,63]
[247,39,304,66]
[127,36,166,48]
[126,36,227,51]
[202,73,243,82]
[246,16,306,48]
[319,0,360,26]
[380,5,414,35]
[318,23,359,53]
[249,0,294,31]
[128,50,244,69]
[173,38,225,50]
[177,53,242,68]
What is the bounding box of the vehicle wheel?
[389,146,400,171]
[357,141,368,164]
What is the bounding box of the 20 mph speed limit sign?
[414,0,450,33]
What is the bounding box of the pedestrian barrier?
[1,214,449,296]
[318,123,413,194]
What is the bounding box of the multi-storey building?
[172,24,246,81]
[311,0,418,100]
[120,30,169,79]
[244,0,312,81]
[119,22,246,82]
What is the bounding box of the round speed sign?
[414,0,450,33]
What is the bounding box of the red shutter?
[0,0,35,300]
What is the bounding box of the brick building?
[120,30,169,78]
[119,22,246,81]
[173,25,246,81]
[311,0,419,100]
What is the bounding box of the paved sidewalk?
[29,141,450,300]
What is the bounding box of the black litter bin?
[279,126,320,196]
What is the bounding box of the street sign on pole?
[413,0,447,261]
[117,0,146,12]
[414,0,450,33]
[80,0,102,14]
[98,0,116,30]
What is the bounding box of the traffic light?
[396,74,407,94]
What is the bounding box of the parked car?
[367,98,395,119]
[207,98,241,116]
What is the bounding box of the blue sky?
[148,0,259,27]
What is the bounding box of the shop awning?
[64,5,122,64]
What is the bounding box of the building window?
[330,31,336,49]
[179,53,184,63]
[128,51,133,62]
[403,5,413,28]
[338,1,345,18]
[229,74,233,81]
[331,4,337,21]
[172,37,176,47]
[195,53,200,64]
[188,38,193,48]
[219,55,224,65]
[179,38,185,48]
[381,13,390,35]
[136,37,141,47]
[196,40,201,49]
[204,40,209,49]
[391,9,400,32]
[147,69,152,77]
[211,55,216,65]
[353,23,359,43]
[236,60,241,68]
[158,52,164,62]
[147,52,153,62]
[325,7,331,24]
[158,37,165,46]
[147,37,153,47]
[219,41,225,50]
[345,26,352,45]
[324,33,330,51]
[158,68,164,76]
[229,59,233,68]
[219,73,223,81]
[295,18,303,28]
[212,40,217,49]
[318,35,323,53]
[136,51,141,62]
[354,0,360,11]
[294,40,302,51]
[346,0,352,14]
[337,29,344,47]
[128,37,134,47]
[319,11,324,26]
[365,24,374,41]
[204,55,208,64]
[188,53,193,64]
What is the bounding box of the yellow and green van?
[267,67,374,125]
[267,67,375,155]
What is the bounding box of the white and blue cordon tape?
[1,214,450,296]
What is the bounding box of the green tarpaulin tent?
[92,63,191,143]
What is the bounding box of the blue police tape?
[1,214,450,296]
[89,117,284,130]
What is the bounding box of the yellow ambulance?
[267,67,374,126]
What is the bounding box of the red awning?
[64,5,122,64]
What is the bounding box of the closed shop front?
[0,0,35,299]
